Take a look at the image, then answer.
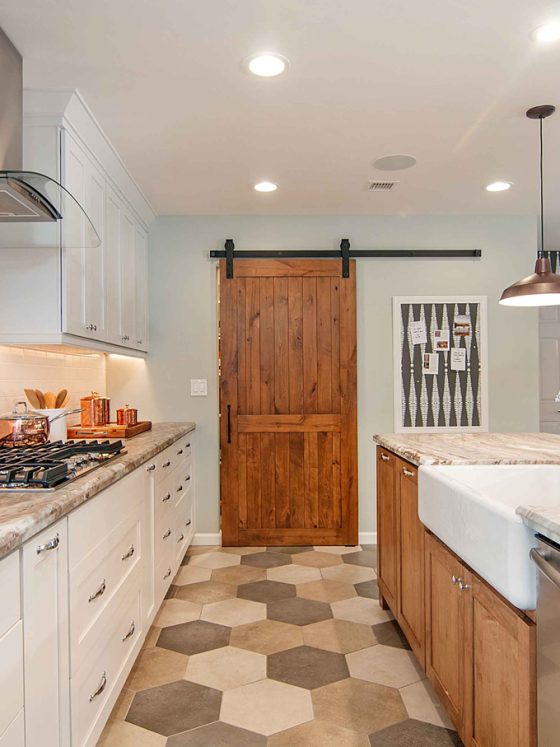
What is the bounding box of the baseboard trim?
[193,531,376,546]
[192,532,222,546]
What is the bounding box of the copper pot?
[0,401,50,447]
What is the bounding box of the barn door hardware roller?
[210,240,482,279]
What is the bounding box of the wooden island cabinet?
[376,445,536,747]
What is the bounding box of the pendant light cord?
[540,116,545,257]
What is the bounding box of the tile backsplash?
[0,345,106,422]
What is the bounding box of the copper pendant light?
[499,104,560,307]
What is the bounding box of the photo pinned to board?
[423,352,439,374]
[433,329,450,351]
[453,314,471,337]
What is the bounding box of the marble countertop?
[375,431,560,546]
[0,422,195,561]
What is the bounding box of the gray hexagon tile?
[369,718,462,746]
[241,552,292,568]
[167,721,266,746]
[237,579,296,604]
[157,620,230,656]
[268,645,349,689]
[268,596,333,626]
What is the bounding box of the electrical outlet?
[190,379,208,397]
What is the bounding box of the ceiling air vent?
[368,180,398,191]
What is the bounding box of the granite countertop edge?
[0,421,195,561]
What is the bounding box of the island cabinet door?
[425,533,469,739]
[396,458,425,668]
[464,575,536,747]
[376,447,398,612]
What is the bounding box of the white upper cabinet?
[0,90,155,354]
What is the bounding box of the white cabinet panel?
[105,185,123,346]
[23,519,70,747]
[135,224,148,351]
[0,710,24,747]
[0,621,23,736]
[0,550,20,636]
[119,208,136,348]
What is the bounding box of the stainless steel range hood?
[0,27,99,246]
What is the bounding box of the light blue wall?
[108,214,539,537]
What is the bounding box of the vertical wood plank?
[304,432,319,528]
[246,278,261,415]
[219,261,239,545]
[274,278,289,414]
[340,261,358,545]
[275,433,290,528]
[238,433,247,529]
[246,433,261,528]
[317,277,332,414]
[303,278,318,414]
[317,432,333,528]
[331,277,341,414]
[237,278,247,416]
[260,278,275,415]
[260,433,276,527]
[289,433,305,528]
[288,278,304,414]
[332,433,341,528]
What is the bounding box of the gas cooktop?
[0,440,127,492]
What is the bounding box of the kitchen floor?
[98,545,462,746]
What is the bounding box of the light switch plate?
[190,379,208,397]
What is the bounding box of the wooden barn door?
[219,259,357,546]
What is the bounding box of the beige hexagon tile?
[399,679,455,729]
[211,565,267,586]
[292,551,343,568]
[321,564,376,584]
[314,546,362,555]
[201,597,267,627]
[186,545,220,555]
[184,645,266,690]
[220,546,267,555]
[173,565,212,586]
[230,619,304,655]
[187,551,241,569]
[125,646,188,692]
[302,618,376,654]
[107,687,135,722]
[153,599,201,628]
[98,720,167,747]
[297,579,357,603]
[331,597,392,625]
[267,564,322,585]
[268,719,370,746]
[175,580,236,605]
[346,644,425,688]
[220,679,313,736]
[143,626,162,649]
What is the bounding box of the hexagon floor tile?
[105,545,459,745]
[220,679,313,736]
[268,645,349,689]
[126,680,222,736]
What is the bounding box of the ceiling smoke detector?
[368,180,398,191]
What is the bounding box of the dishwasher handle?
[531,547,560,591]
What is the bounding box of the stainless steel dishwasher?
[531,535,560,746]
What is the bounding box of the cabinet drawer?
[71,587,142,747]
[0,550,20,636]
[70,513,142,670]
[0,709,24,747]
[156,444,179,476]
[174,491,194,565]
[0,621,23,735]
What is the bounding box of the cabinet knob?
[162,492,171,502]
[177,533,185,543]
[177,485,183,493]
[381,453,390,462]
[121,544,135,561]
[121,620,136,642]
[146,464,156,472]
[88,578,107,603]
[186,519,192,527]
[89,672,107,702]
[164,567,172,579]
[163,529,172,539]
[177,449,184,455]
[458,579,471,592]
[402,467,415,478]
[36,533,60,555]
[162,460,171,468]
[136,339,142,345]
[451,575,459,585]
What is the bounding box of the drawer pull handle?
[122,544,135,561]
[186,443,191,448]
[458,579,471,592]
[185,475,191,482]
[162,492,171,502]
[163,529,172,539]
[177,485,183,493]
[164,567,172,579]
[122,620,136,642]
[177,449,183,455]
[146,464,156,472]
[402,468,415,478]
[37,533,60,555]
[89,671,107,702]
[186,519,192,527]
[177,533,184,543]
[163,460,171,468]
[89,579,107,603]
[381,454,390,462]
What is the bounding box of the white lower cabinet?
[22,519,71,747]
[0,431,195,746]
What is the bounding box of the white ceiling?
[1,0,560,237]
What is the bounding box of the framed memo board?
[393,296,488,433]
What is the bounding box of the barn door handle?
[227,404,231,444]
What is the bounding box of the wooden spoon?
[55,389,68,408]
[25,388,41,408]
[62,394,70,408]
[44,391,57,408]
[35,389,46,408]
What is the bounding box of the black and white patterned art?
[393,296,488,432]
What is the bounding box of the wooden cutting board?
[67,421,152,439]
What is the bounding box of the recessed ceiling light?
[373,154,417,171]
[485,181,513,192]
[533,22,560,44]
[254,181,278,192]
[245,54,288,77]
